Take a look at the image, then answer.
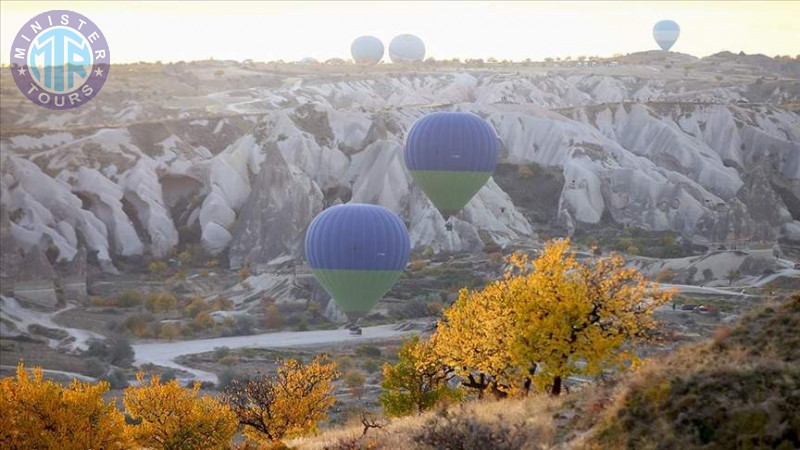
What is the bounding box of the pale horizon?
[1,1,798,64]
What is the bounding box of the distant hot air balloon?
[305,204,410,325]
[404,112,499,218]
[351,36,384,64]
[389,34,425,63]
[653,20,680,52]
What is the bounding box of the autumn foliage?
[437,239,672,397]
[0,363,131,449]
[124,373,238,449]
[381,239,673,414]
[223,355,339,443]
[379,335,459,416]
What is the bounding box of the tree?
[0,363,131,449]
[117,289,144,308]
[434,280,521,398]
[179,250,192,267]
[124,373,238,450]
[223,355,339,443]
[509,240,674,395]
[344,370,366,400]
[379,336,459,417]
[160,323,181,341]
[184,297,209,318]
[147,292,178,312]
[265,304,283,329]
[85,335,134,367]
[727,269,742,286]
[656,268,677,283]
[148,261,169,277]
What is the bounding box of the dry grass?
[583,295,800,450]
[288,395,564,450]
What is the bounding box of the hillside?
[2,55,799,280]
[288,294,800,449]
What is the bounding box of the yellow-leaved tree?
[124,373,238,449]
[509,239,674,395]
[0,363,131,449]
[223,355,339,443]
[379,335,459,416]
[433,281,522,398]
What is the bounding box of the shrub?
[90,296,107,307]
[145,292,178,312]
[656,268,677,283]
[361,359,381,374]
[193,311,216,331]
[415,406,552,449]
[117,290,144,308]
[355,345,382,359]
[380,336,458,417]
[344,370,366,400]
[125,313,155,338]
[148,261,169,276]
[124,373,238,449]
[238,265,251,280]
[336,356,354,373]
[265,305,283,329]
[160,323,181,341]
[217,368,246,391]
[236,315,255,335]
[85,336,134,367]
[213,346,232,360]
[84,357,108,378]
[101,368,129,389]
[218,355,239,367]
[153,369,175,384]
[223,356,339,443]
[184,297,209,318]
[488,251,504,264]
[0,363,131,448]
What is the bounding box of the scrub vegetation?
[1,241,796,449]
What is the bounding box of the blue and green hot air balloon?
[653,20,680,52]
[404,112,499,218]
[305,204,410,324]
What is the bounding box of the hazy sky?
[2,1,798,63]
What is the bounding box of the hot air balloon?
[305,204,410,327]
[404,112,499,219]
[389,34,425,63]
[351,36,384,64]
[653,20,680,52]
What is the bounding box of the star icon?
[16,66,26,76]
[94,67,104,77]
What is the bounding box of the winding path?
[133,324,419,382]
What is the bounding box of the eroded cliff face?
[2,56,798,275]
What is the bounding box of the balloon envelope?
[305,204,410,319]
[653,20,680,51]
[389,34,425,63]
[404,112,499,217]
[351,36,384,64]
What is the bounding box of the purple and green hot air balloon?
[404,112,499,218]
[305,204,410,323]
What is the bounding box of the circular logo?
[9,10,110,110]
